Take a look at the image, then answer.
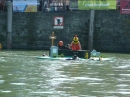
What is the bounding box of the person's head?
[72,54,78,60]
[58,41,63,46]
[73,35,79,44]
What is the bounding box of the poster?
[42,0,66,13]
[54,16,64,29]
[13,0,37,12]
[120,0,130,14]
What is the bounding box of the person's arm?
[65,44,71,50]
[69,42,73,50]
[79,42,82,50]
[68,44,71,49]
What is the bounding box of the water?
[0,50,130,97]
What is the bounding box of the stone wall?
[94,10,130,52]
[0,10,130,52]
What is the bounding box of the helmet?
[73,35,79,44]
[58,41,63,46]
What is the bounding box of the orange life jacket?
[71,41,80,51]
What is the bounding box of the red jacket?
[71,41,81,51]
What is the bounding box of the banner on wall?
[42,0,66,13]
[54,16,64,29]
[120,0,130,14]
[78,0,116,10]
[66,0,118,10]
[13,0,37,12]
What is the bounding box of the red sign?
[120,0,130,14]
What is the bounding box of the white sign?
[54,16,63,25]
[54,16,64,29]
[53,48,57,53]
[53,26,63,29]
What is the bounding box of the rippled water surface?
[0,50,130,97]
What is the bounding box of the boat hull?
[58,49,90,59]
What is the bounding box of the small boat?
[37,47,115,61]
[37,46,90,60]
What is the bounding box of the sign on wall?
[120,0,130,14]
[42,0,66,13]
[78,0,116,10]
[54,16,64,29]
[13,0,37,12]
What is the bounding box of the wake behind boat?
[37,55,86,61]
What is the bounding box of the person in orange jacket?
[69,35,82,51]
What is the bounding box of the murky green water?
[0,50,130,97]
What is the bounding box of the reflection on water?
[0,50,130,97]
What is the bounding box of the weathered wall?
[0,10,130,52]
